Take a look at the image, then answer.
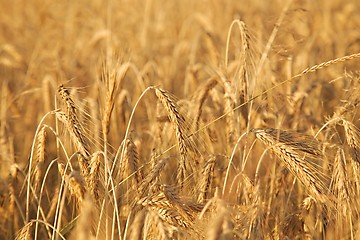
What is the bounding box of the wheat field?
[0,0,360,239]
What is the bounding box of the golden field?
[0,0,360,239]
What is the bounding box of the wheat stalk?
[225,20,252,126]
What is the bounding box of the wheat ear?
[71,194,96,240]
[193,77,218,130]
[34,126,46,193]
[206,203,234,240]
[254,128,331,204]
[126,138,143,187]
[15,221,33,240]
[154,87,189,188]
[332,148,353,224]
[138,156,168,198]
[197,156,216,204]
[57,85,90,179]
[138,184,193,229]
[221,75,236,145]
[342,119,360,165]
[129,210,146,240]
[89,151,102,200]
[300,53,360,75]
[67,171,86,206]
